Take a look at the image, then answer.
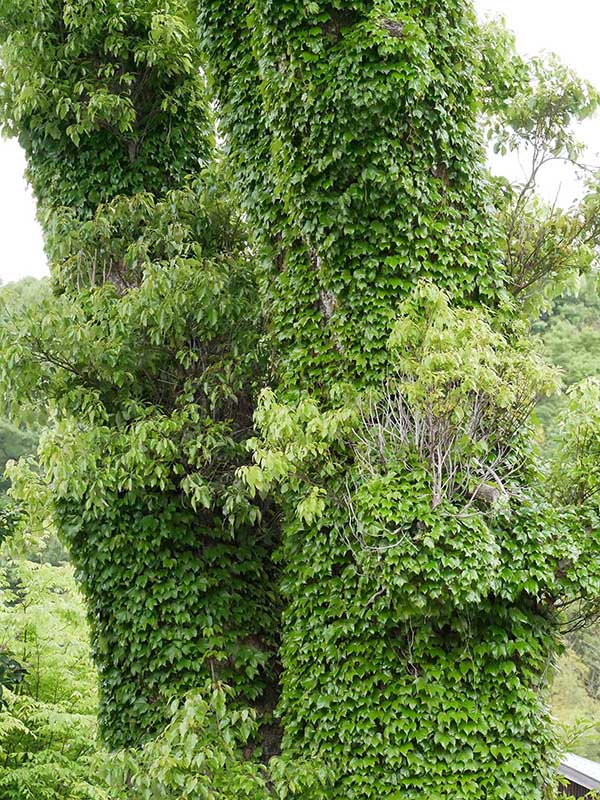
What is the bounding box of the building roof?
[560,753,600,789]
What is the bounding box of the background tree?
[0,558,101,800]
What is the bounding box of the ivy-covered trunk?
[198,2,564,796]
[0,0,278,749]
[199,0,505,387]
[3,0,599,793]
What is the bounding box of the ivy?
[1,0,600,795]
[199,4,600,796]
[199,0,510,391]
[0,0,212,213]
[2,182,280,747]
[0,0,279,752]
[104,685,331,799]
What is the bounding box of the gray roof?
[559,753,600,789]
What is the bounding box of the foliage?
[196,2,600,795]
[3,181,278,748]
[0,279,45,497]
[0,651,25,710]
[549,379,600,506]
[1,0,600,797]
[530,277,600,759]
[239,283,598,797]
[533,276,600,442]
[536,278,600,387]
[0,558,102,800]
[0,0,212,213]
[485,49,599,162]
[199,0,507,391]
[104,685,330,800]
[551,650,600,761]
[0,421,37,496]
[564,618,600,706]
[480,18,600,313]
[0,560,96,711]
[0,0,280,754]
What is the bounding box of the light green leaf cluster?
[479,18,600,312]
[488,53,600,162]
[550,378,600,507]
[104,685,331,800]
[389,281,560,413]
[0,558,102,800]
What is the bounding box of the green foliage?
[551,650,600,761]
[0,0,212,213]
[0,651,26,710]
[0,421,37,496]
[475,18,529,115]
[530,278,600,761]
[0,690,102,800]
[0,0,281,754]
[239,283,593,797]
[0,560,96,711]
[199,0,507,390]
[3,180,278,747]
[486,50,599,161]
[549,379,600,508]
[528,279,600,513]
[104,685,331,800]
[2,0,600,796]
[0,279,46,498]
[0,181,261,423]
[0,558,102,800]
[480,19,600,312]
[535,276,600,395]
[196,3,600,796]
[105,687,268,799]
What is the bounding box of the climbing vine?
[0,0,212,213]
[0,0,278,750]
[198,2,600,797]
[1,0,600,796]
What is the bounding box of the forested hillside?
[1,2,600,798]
[535,276,600,759]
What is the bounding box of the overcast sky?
[1,0,599,285]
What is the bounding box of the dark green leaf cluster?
[199,0,508,390]
[0,0,212,213]
[0,651,26,708]
[0,0,280,753]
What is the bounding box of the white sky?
[0,139,46,284]
[477,0,600,206]
[0,0,599,284]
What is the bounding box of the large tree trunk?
[0,0,277,748]
[198,2,558,796]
